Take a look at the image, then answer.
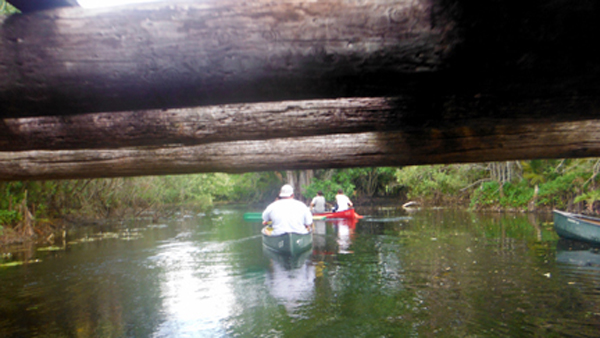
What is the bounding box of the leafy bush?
[0,209,20,226]
[396,165,471,202]
[228,172,283,203]
[498,181,534,208]
[537,172,584,209]
[303,180,350,203]
[300,169,357,203]
[469,181,501,209]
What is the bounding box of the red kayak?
[314,209,363,219]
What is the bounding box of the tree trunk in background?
[284,170,313,201]
[363,168,379,197]
[285,171,296,191]
[489,162,520,186]
[489,161,521,198]
[298,170,314,198]
[528,185,539,212]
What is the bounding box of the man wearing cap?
[262,184,313,236]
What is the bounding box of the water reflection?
[556,239,600,269]
[333,218,357,254]
[263,249,314,315]
[556,239,600,288]
[312,218,358,257]
[148,232,241,336]
[7,208,600,337]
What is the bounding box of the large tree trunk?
[2,119,600,181]
[0,0,454,118]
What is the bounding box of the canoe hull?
[261,227,313,255]
[245,212,325,222]
[314,209,363,219]
[553,210,600,244]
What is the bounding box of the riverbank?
[0,202,210,247]
[0,196,580,247]
[0,218,66,246]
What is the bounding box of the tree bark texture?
[2,119,600,181]
[1,0,600,179]
[0,0,455,117]
[3,93,600,152]
[2,0,600,119]
[0,97,403,151]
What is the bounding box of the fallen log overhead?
[2,119,600,181]
[0,0,455,118]
[3,93,600,152]
[2,0,600,180]
[0,97,403,151]
[2,0,599,119]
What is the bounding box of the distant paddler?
[332,189,353,212]
[262,184,313,236]
[310,190,327,214]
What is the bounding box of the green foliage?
[303,170,356,202]
[303,167,401,200]
[469,181,500,208]
[393,159,600,211]
[574,189,600,204]
[148,174,230,205]
[521,159,564,186]
[574,189,600,212]
[536,172,584,209]
[304,180,349,202]
[0,209,20,226]
[502,181,535,207]
[227,172,283,203]
[0,173,262,225]
[465,162,589,210]
[1,0,19,15]
[3,156,600,228]
[395,165,470,201]
[342,167,397,197]
[469,181,533,209]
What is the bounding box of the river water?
[1,206,600,337]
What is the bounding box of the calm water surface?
[1,206,600,337]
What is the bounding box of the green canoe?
[554,209,600,244]
[244,212,325,222]
[261,226,313,255]
[263,245,312,269]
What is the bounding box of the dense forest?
[2,159,600,244]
